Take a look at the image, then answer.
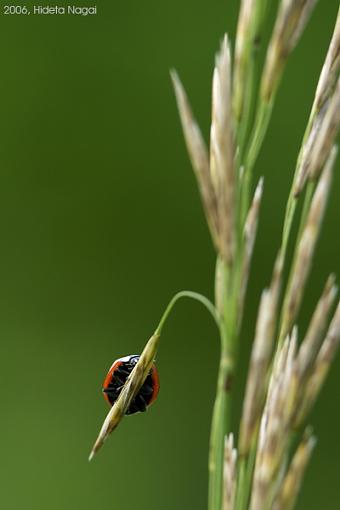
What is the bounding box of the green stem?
[154,291,230,510]
[241,100,273,225]
[280,180,315,289]
[281,187,298,264]
[278,180,316,342]
[234,0,270,162]
[208,329,234,510]
[235,457,247,510]
[153,290,235,510]
[244,441,258,509]
[209,258,240,510]
[235,439,257,510]
[155,290,219,335]
[237,58,256,162]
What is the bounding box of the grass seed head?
[223,434,238,510]
[261,0,318,102]
[171,70,220,251]
[314,7,340,114]
[294,301,340,426]
[294,8,340,195]
[272,429,316,510]
[297,274,337,382]
[281,148,335,338]
[308,84,340,181]
[250,329,299,510]
[210,35,236,265]
[239,253,282,455]
[233,0,259,122]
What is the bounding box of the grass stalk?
[91,3,340,510]
[210,259,238,510]
[209,340,234,510]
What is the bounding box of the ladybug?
[102,355,160,415]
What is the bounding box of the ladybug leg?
[116,367,130,377]
[103,385,123,395]
[113,375,125,386]
[136,394,147,412]
[113,367,130,386]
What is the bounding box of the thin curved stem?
[154,290,231,510]
[155,290,219,335]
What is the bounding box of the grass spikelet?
[211,35,236,265]
[261,0,318,102]
[243,0,319,197]
[292,8,340,195]
[250,330,298,510]
[280,147,336,339]
[223,434,238,510]
[307,82,340,181]
[272,429,317,510]
[294,301,340,427]
[313,7,340,114]
[295,83,340,194]
[297,274,337,381]
[238,177,264,325]
[233,0,268,130]
[170,70,220,251]
[239,254,283,456]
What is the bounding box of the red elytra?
[102,354,160,415]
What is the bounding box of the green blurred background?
[0,1,339,508]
